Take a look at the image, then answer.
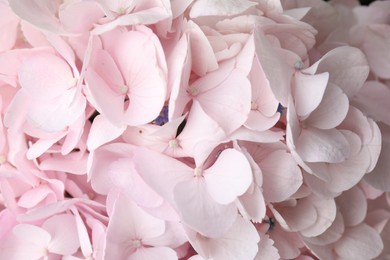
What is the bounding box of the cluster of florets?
[0,0,389,259]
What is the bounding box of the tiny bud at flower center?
[119,85,129,94]
[194,167,203,177]
[131,239,142,248]
[188,87,199,96]
[169,139,178,148]
[251,101,258,110]
[294,60,304,70]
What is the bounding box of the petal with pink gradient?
[304,84,349,129]
[307,46,369,98]
[108,157,163,208]
[42,214,80,255]
[0,3,19,52]
[254,28,291,106]
[305,211,345,246]
[19,53,75,101]
[204,149,252,204]
[190,0,257,17]
[335,223,383,260]
[261,150,303,203]
[113,30,167,126]
[300,195,337,238]
[106,194,165,243]
[87,115,126,151]
[58,1,103,33]
[335,186,367,227]
[188,216,259,260]
[255,234,280,260]
[193,69,251,134]
[8,0,67,34]
[174,178,238,237]
[294,71,328,118]
[84,68,125,126]
[296,128,350,163]
[128,247,178,260]
[0,224,50,260]
[133,147,193,205]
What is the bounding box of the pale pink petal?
[229,127,284,143]
[364,138,390,192]
[174,179,237,237]
[107,194,165,243]
[43,214,80,255]
[296,128,350,163]
[273,199,317,232]
[269,221,304,259]
[189,216,259,260]
[304,84,349,129]
[39,152,88,175]
[108,158,163,208]
[204,149,252,204]
[187,20,218,76]
[8,0,67,34]
[179,101,225,154]
[335,223,383,260]
[245,111,280,132]
[306,211,344,246]
[133,147,193,206]
[352,81,390,126]
[300,195,337,238]
[294,71,329,118]
[254,28,292,106]
[19,53,74,101]
[167,33,192,120]
[128,247,178,260]
[0,3,19,52]
[88,143,137,194]
[26,88,86,132]
[59,1,103,33]
[308,46,369,98]
[113,30,166,126]
[26,131,67,160]
[238,186,266,223]
[0,224,50,259]
[255,234,280,260]
[20,21,49,47]
[92,7,171,35]
[361,25,390,79]
[335,186,367,227]
[261,150,303,203]
[17,186,55,208]
[70,208,92,258]
[87,115,126,151]
[84,68,124,126]
[195,70,251,134]
[190,0,257,17]
[3,91,30,131]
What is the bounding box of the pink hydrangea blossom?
[0,0,389,259]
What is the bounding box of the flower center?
[251,101,258,111]
[194,167,203,177]
[119,85,129,94]
[294,60,304,70]
[168,139,178,148]
[188,87,199,96]
[130,239,142,249]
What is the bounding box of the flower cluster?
[0,0,389,259]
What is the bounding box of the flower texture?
[0,0,389,259]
